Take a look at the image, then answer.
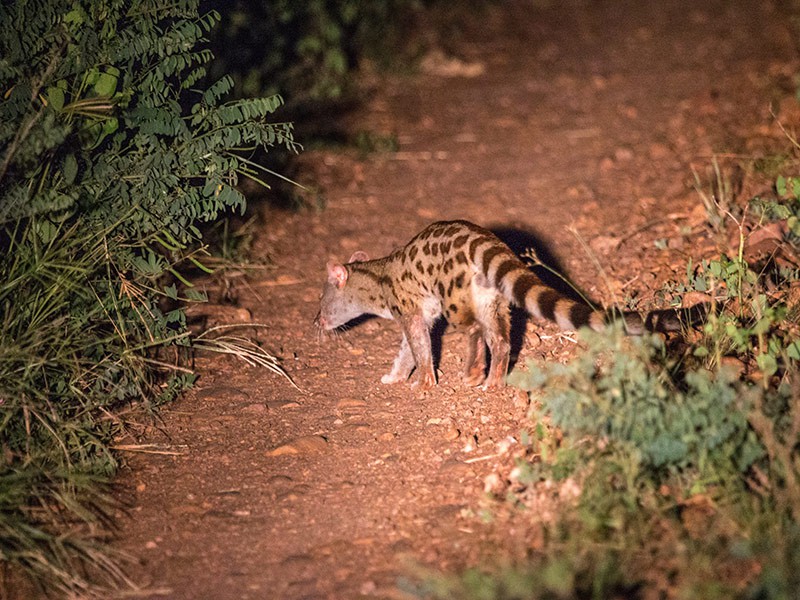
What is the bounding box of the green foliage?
[512,329,764,483]
[403,545,639,600]
[0,222,188,463]
[0,466,132,597]
[203,0,427,104]
[0,0,296,594]
[772,174,800,237]
[419,329,799,599]
[0,0,297,236]
[662,178,800,378]
[0,220,187,596]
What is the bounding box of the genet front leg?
[381,334,415,384]
[400,311,435,390]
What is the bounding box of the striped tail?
[502,261,648,333]
[472,238,649,334]
[466,227,707,335]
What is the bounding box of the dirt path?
[112,2,796,598]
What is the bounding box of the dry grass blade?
[111,587,174,598]
[109,444,186,456]
[193,324,302,391]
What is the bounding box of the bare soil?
[110,1,798,598]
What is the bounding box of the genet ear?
[348,251,369,263]
[327,262,349,289]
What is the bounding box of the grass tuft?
[0,221,190,595]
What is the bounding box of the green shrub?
[0,0,296,594]
[414,327,799,599]
[498,186,800,597]
[513,330,763,482]
[203,0,427,104]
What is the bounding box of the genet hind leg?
[483,318,511,387]
[472,285,511,388]
[463,323,487,386]
[483,306,511,387]
[381,334,415,384]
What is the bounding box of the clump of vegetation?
[0,0,296,595]
[202,0,429,105]
[408,157,800,598]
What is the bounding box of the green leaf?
[64,6,85,26]
[693,275,708,292]
[755,353,778,377]
[62,154,77,185]
[102,117,118,136]
[164,284,178,300]
[792,176,800,199]
[185,289,207,302]
[93,70,118,96]
[35,220,58,243]
[166,309,185,323]
[776,175,787,197]
[46,86,65,111]
[790,216,800,237]
[752,316,772,336]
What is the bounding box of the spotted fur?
[314,220,700,389]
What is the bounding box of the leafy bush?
[415,331,799,599]
[0,0,296,594]
[1,1,297,234]
[203,0,427,105]
[513,330,763,480]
